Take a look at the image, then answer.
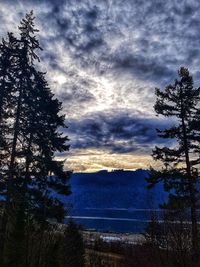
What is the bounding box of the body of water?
[66,208,164,233]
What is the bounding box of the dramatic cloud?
[66,110,173,154]
[0,0,199,171]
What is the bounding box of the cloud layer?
[0,0,199,171]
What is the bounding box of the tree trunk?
[3,80,24,266]
[181,103,198,258]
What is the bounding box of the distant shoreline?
[82,229,145,245]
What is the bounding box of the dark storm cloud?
[4,0,199,83]
[42,2,104,55]
[2,0,200,81]
[113,52,175,84]
[66,111,173,154]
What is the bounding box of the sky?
[0,0,200,172]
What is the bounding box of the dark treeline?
[0,11,85,267]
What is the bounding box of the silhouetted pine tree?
[0,11,71,266]
[147,67,200,258]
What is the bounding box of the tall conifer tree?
[147,67,200,258]
[0,11,71,266]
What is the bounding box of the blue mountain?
[66,169,168,210]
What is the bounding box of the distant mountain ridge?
[66,169,168,210]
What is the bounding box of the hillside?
[67,169,167,210]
